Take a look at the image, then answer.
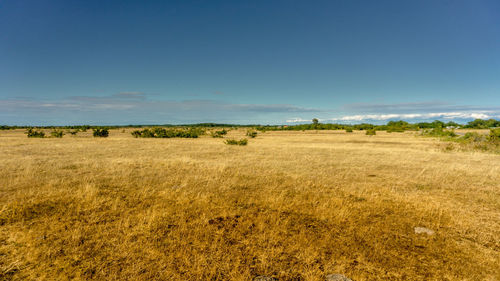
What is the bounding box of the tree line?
[1,118,499,132]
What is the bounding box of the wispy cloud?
[1,95,498,125]
[0,94,321,125]
[286,118,312,123]
[112,92,147,99]
[342,101,449,113]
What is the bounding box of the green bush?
[224,138,248,145]
[246,130,258,138]
[365,129,376,135]
[50,130,64,138]
[489,128,500,142]
[465,119,500,129]
[421,127,457,137]
[460,132,484,142]
[425,129,499,153]
[131,127,202,138]
[93,128,109,137]
[211,129,227,138]
[386,127,405,133]
[345,128,353,133]
[131,130,143,138]
[386,120,409,132]
[26,128,45,138]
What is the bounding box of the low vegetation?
[93,128,109,137]
[25,128,45,138]
[131,127,204,138]
[422,127,500,153]
[224,138,248,145]
[421,127,457,137]
[254,118,499,132]
[246,130,258,138]
[210,129,228,138]
[365,129,376,135]
[50,130,64,138]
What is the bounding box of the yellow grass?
[0,129,499,280]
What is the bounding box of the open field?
[0,129,499,280]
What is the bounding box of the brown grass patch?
[0,129,499,280]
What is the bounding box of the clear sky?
[1,0,499,125]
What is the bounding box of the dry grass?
[0,129,499,280]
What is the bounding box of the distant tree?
[312,118,319,125]
[466,119,500,129]
[445,121,460,128]
[432,120,445,128]
[386,120,409,132]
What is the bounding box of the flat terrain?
[0,129,499,280]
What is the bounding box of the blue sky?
[1,0,499,125]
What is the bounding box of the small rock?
[325,274,353,281]
[414,227,435,235]
[253,276,275,281]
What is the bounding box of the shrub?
[131,130,143,138]
[246,130,258,138]
[211,132,223,138]
[93,128,109,137]
[26,128,45,138]
[225,138,248,145]
[489,128,500,142]
[386,127,405,133]
[211,129,227,138]
[421,127,456,137]
[345,128,353,133]
[224,139,238,145]
[68,130,78,135]
[132,128,155,138]
[50,130,64,138]
[461,132,484,142]
[423,129,499,153]
[365,129,376,135]
[131,127,202,138]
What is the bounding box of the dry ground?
[0,129,499,280]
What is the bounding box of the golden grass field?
[0,129,499,280]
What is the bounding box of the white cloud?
[286,111,499,123]
[286,118,311,123]
[329,112,495,122]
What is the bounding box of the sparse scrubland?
[0,128,499,280]
[422,127,500,154]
